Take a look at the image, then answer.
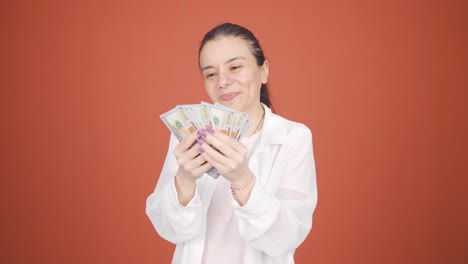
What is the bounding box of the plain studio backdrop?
[1,0,466,263]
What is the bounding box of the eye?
[205,72,217,80]
[230,65,242,71]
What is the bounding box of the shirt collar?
[259,103,289,146]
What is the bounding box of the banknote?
[160,102,250,178]
[215,103,248,140]
[178,104,203,129]
[161,103,250,140]
[202,102,234,136]
[187,104,213,130]
[160,107,198,142]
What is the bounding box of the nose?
[217,71,232,89]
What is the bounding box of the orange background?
[1,0,467,263]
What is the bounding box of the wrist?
[175,172,196,206]
[175,170,196,187]
[231,172,254,189]
[230,173,255,204]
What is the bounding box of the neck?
[245,104,265,137]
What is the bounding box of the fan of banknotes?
[160,102,251,178]
[160,102,250,142]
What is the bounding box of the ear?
[260,60,269,84]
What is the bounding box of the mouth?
[219,92,240,101]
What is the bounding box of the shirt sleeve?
[146,134,206,244]
[232,125,318,257]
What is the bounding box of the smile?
[219,92,240,101]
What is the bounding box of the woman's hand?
[173,130,212,206]
[199,128,252,187]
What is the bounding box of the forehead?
[199,36,254,66]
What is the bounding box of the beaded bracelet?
[230,174,255,201]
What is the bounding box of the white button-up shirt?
[146,105,318,264]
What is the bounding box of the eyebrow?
[200,56,246,72]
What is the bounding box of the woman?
[146,23,317,264]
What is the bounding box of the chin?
[223,102,242,111]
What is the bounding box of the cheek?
[204,82,217,98]
[236,71,261,88]
[204,80,214,90]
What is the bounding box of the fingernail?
[196,138,203,145]
[199,146,205,153]
[197,129,207,138]
[207,127,215,134]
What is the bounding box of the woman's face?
[199,36,269,113]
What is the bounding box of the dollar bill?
[189,104,213,130]
[160,107,198,142]
[178,104,203,129]
[202,102,234,135]
[206,167,220,178]
[215,103,248,139]
[160,102,250,179]
[237,118,250,140]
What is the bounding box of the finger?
[200,132,238,157]
[201,150,224,172]
[210,129,240,146]
[192,152,207,167]
[182,153,206,172]
[192,161,213,176]
[201,142,232,171]
[177,138,203,165]
[187,138,204,157]
[175,130,202,154]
